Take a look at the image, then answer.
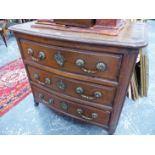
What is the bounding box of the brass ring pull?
[27,48,46,62]
[81,68,97,74]
[36,80,45,85]
[39,93,54,105]
[80,94,94,100]
[76,87,102,100]
[60,101,68,111]
[75,59,106,74]
[34,73,51,85]
[76,108,98,120]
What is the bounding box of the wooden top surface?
[9,21,148,49]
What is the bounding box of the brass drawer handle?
[60,101,68,111]
[39,93,54,105]
[75,59,106,74]
[76,108,98,120]
[27,48,46,62]
[54,52,65,66]
[76,87,102,100]
[44,78,51,85]
[34,73,51,85]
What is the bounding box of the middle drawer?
[27,65,116,107]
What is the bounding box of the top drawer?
[20,40,122,81]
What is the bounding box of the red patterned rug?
[0,58,31,116]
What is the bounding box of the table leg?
[0,31,7,47]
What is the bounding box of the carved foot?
[108,128,116,135]
[34,100,39,106]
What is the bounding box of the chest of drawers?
[10,21,147,134]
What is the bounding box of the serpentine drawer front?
[27,65,116,107]
[32,85,110,126]
[10,21,147,134]
[20,39,122,81]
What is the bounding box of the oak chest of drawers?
[10,21,147,134]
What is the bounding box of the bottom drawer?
[32,85,110,127]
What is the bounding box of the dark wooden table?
[10,21,147,134]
